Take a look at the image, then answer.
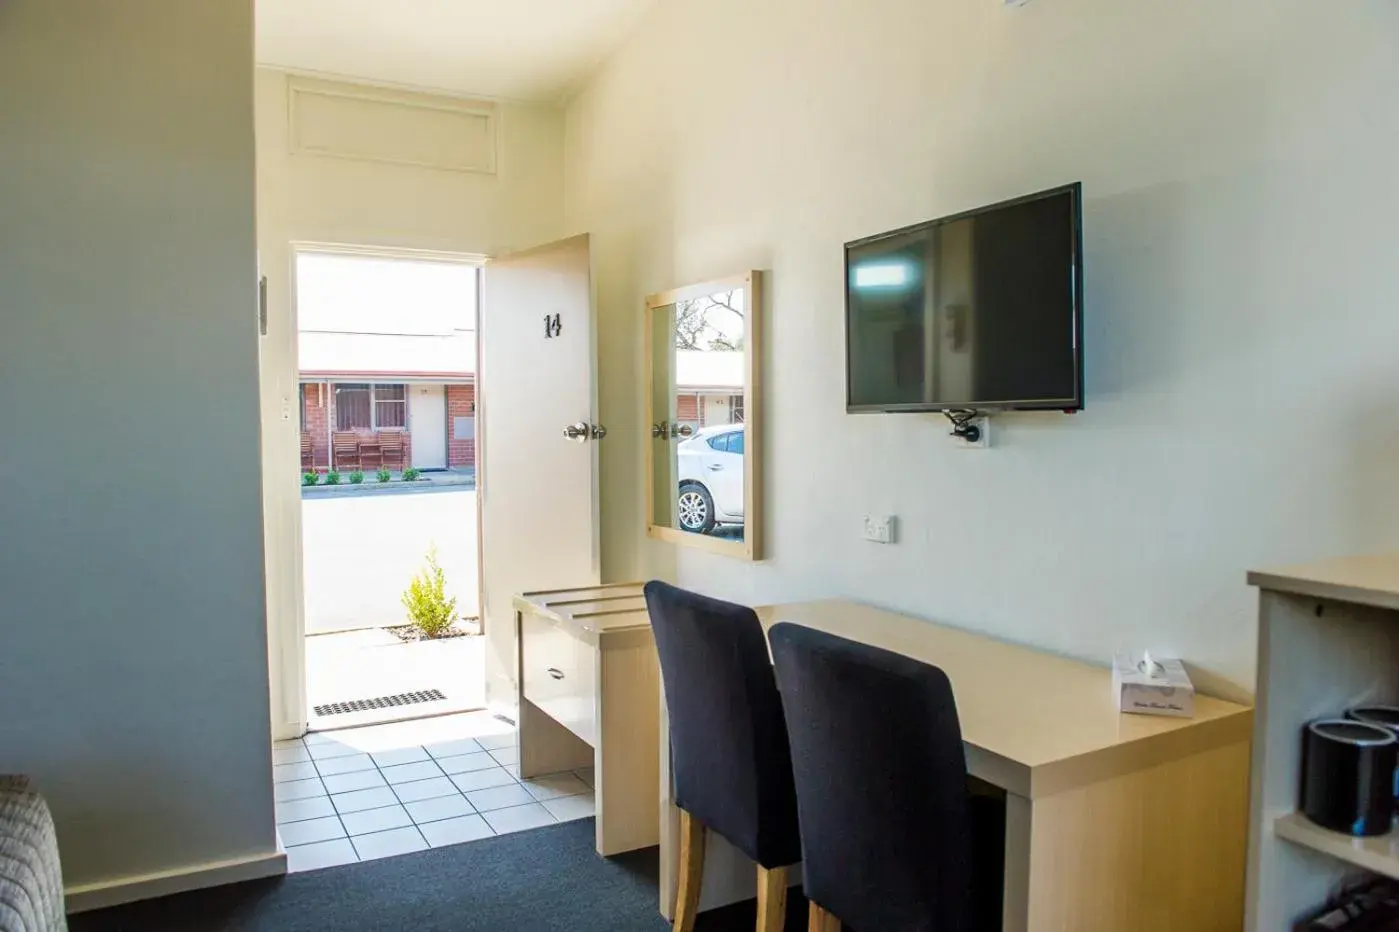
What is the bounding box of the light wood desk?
[658,599,1254,932]
[514,583,660,857]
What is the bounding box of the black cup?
[1347,705,1399,803]
[1300,719,1397,836]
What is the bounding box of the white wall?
[0,0,277,895]
[256,69,566,730]
[566,0,1399,695]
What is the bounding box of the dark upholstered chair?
[769,622,976,932]
[643,581,801,932]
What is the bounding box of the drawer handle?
[546,667,565,680]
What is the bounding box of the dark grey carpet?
[69,819,809,932]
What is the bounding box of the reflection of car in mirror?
[676,425,744,534]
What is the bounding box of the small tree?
[402,547,457,639]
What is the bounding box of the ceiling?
[256,0,660,103]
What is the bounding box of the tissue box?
[1112,653,1195,718]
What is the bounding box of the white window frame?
[334,382,408,430]
[372,383,408,430]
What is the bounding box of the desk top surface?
[516,586,1252,796]
[1249,552,1399,611]
[756,599,1252,796]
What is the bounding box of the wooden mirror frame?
[644,271,763,561]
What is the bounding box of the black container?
[1347,706,1399,805]
[1301,719,1397,836]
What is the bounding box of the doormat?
[313,689,447,717]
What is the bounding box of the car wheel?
[677,482,716,534]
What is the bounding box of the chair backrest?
[300,433,312,453]
[769,622,973,932]
[378,430,403,451]
[642,581,800,868]
[332,432,358,452]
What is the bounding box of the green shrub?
[302,471,318,487]
[325,470,341,485]
[401,547,457,639]
[376,468,392,483]
[402,467,422,481]
[348,470,365,484]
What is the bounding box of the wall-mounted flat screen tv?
[845,182,1083,413]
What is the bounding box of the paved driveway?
[302,486,479,635]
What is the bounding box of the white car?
[676,424,744,534]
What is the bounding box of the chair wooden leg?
[756,865,787,932]
[808,903,841,932]
[674,809,705,932]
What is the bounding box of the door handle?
[707,464,723,471]
[651,422,691,440]
[546,667,565,680]
[564,422,608,443]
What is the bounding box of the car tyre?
[677,482,717,534]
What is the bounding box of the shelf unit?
[1274,812,1399,881]
[1245,553,1399,931]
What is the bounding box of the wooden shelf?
[1275,812,1399,880]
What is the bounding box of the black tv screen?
[845,183,1083,413]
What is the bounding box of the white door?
[479,234,600,712]
[702,393,730,426]
[409,384,447,469]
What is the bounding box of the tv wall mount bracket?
[943,409,984,444]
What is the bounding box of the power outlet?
[862,514,897,544]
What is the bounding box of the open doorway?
[267,235,603,871]
[293,248,485,732]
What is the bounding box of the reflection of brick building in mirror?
[673,349,744,433]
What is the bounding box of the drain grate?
[314,689,447,717]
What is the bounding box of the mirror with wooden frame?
[645,272,763,561]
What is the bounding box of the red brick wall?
[447,383,476,468]
[676,393,700,425]
[302,383,330,470]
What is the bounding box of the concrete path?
[302,486,479,635]
[304,629,486,731]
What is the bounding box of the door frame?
[264,241,487,740]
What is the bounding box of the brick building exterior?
[446,383,476,468]
[674,390,743,431]
[300,380,475,472]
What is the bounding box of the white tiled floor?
[274,710,594,873]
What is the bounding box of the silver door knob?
[671,423,693,440]
[564,422,607,443]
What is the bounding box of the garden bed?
[386,618,481,643]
